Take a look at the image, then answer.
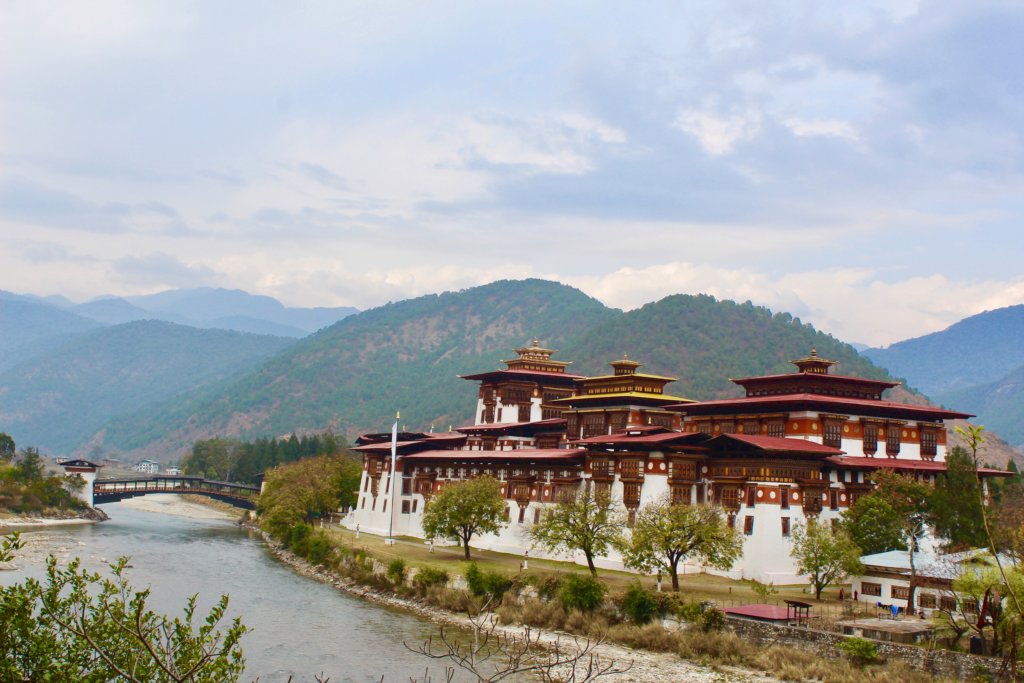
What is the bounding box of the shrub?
[698,607,726,633]
[620,583,660,625]
[412,566,449,592]
[532,573,564,600]
[838,637,879,666]
[464,562,513,600]
[306,531,331,565]
[287,522,313,554]
[677,600,704,623]
[560,573,607,612]
[608,623,681,652]
[387,558,407,583]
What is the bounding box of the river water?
[0,498,453,683]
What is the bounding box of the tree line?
[182,432,351,484]
[0,432,85,514]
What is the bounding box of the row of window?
[860,582,965,611]
[731,515,792,537]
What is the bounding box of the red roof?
[574,431,708,446]
[708,433,845,455]
[353,433,467,453]
[731,372,900,389]
[400,448,586,462]
[669,393,972,420]
[826,456,1012,476]
[723,604,796,621]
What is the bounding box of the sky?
[1,1,1023,348]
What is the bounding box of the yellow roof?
[549,392,694,404]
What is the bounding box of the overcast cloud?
[1,0,1022,346]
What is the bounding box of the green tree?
[790,517,862,600]
[0,534,247,682]
[258,455,360,538]
[620,499,741,591]
[530,487,624,576]
[16,446,45,483]
[841,494,906,555]
[0,432,14,463]
[421,476,507,560]
[871,470,931,608]
[930,446,987,550]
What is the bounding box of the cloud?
[111,252,218,288]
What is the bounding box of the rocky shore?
[254,526,778,683]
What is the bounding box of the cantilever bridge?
[93,475,260,509]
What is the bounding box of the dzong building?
[348,342,1001,584]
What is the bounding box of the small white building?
[164,466,182,475]
[60,460,102,507]
[133,459,160,474]
[852,548,1007,616]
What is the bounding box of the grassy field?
[324,524,873,621]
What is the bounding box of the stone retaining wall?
[727,617,1004,681]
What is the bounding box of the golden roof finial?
[623,352,629,360]
[533,339,539,347]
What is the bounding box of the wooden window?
[382,500,387,513]
[741,420,760,435]
[671,485,690,505]
[719,487,739,512]
[886,425,901,457]
[412,499,418,513]
[590,458,613,479]
[718,421,735,434]
[582,413,606,438]
[592,481,611,500]
[648,414,673,428]
[620,460,642,480]
[781,517,790,536]
[518,403,531,422]
[746,484,757,507]
[696,421,713,435]
[861,582,882,597]
[401,500,410,514]
[963,600,979,615]
[767,421,785,438]
[623,483,641,509]
[483,405,495,423]
[609,412,628,432]
[743,515,754,536]
[401,477,412,495]
[829,489,839,510]
[780,485,790,510]
[891,585,910,600]
[823,421,843,449]
[921,429,938,459]
[518,506,526,524]
[940,595,958,612]
[533,508,541,524]
[918,593,936,609]
[361,496,366,509]
[862,424,878,456]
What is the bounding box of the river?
[0,497,455,683]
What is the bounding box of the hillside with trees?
[100,280,617,458]
[93,280,921,463]
[864,305,1024,450]
[0,320,294,455]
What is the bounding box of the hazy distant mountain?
[0,320,294,455]
[863,305,1024,395]
[124,287,358,336]
[939,365,1024,449]
[71,297,191,326]
[0,296,101,372]
[100,280,894,462]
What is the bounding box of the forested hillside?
[101,280,616,458]
[97,281,907,462]
[562,295,886,399]
[0,297,101,373]
[863,305,1024,450]
[864,305,1024,395]
[0,321,294,455]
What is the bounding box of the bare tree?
[407,601,630,683]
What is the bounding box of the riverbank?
[255,526,779,683]
[0,507,108,534]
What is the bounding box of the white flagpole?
[386,411,399,544]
